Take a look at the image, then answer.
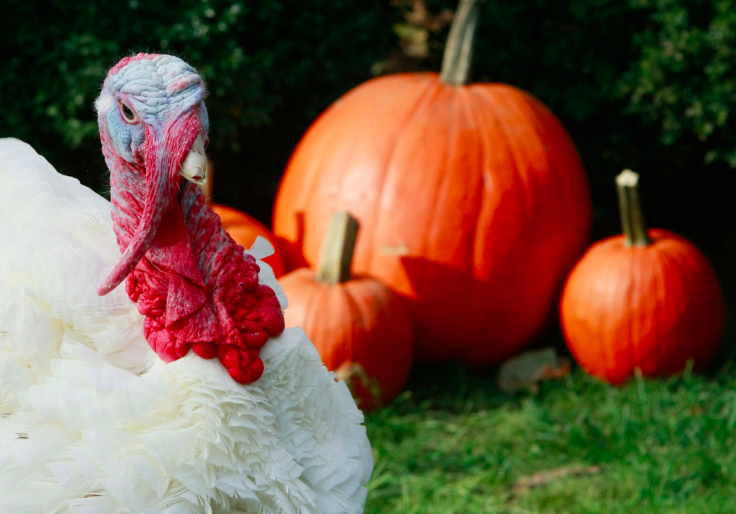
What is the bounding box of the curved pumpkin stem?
[317,211,360,284]
[616,170,651,247]
[337,362,383,409]
[440,0,481,86]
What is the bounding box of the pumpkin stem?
[336,362,383,409]
[440,0,481,86]
[316,211,360,284]
[616,169,651,247]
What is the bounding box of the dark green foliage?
[0,0,398,199]
[622,0,736,166]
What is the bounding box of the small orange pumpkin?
[560,170,727,384]
[280,211,414,410]
[201,158,286,277]
[210,204,286,277]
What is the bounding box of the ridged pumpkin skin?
[280,268,414,410]
[273,73,591,365]
[560,229,726,384]
[211,204,286,277]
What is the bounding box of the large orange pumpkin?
[560,170,727,384]
[280,212,414,410]
[273,0,591,365]
[200,158,286,277]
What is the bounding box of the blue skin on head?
[105,104,145,163]
[104,100,209,165]
[97,55,209,166]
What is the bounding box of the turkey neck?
[104,146,229,287]
[102,133,285,383]
[95,52,285,384]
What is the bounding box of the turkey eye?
[120,103,137,123]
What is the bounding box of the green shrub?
[622,0,736,166]
[0,0,397,196]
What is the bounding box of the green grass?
[364,358,736,513]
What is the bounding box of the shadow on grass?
[373,319,576,417]
[374,307,736,420]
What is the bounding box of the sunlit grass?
[364,354,736,513]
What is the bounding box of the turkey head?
[95,54,284,384]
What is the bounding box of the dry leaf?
[497,347,570,394]
[513,465,602,492]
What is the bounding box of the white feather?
[0,138,372,513]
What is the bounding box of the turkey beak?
[98,112,202,296]
[180,134,207,185]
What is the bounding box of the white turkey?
[0,53,372,514]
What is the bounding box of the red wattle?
[102,109,285,384]
[217,344,264,384]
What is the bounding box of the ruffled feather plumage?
[0,138,372,513]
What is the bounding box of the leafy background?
[2,0,734,314]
